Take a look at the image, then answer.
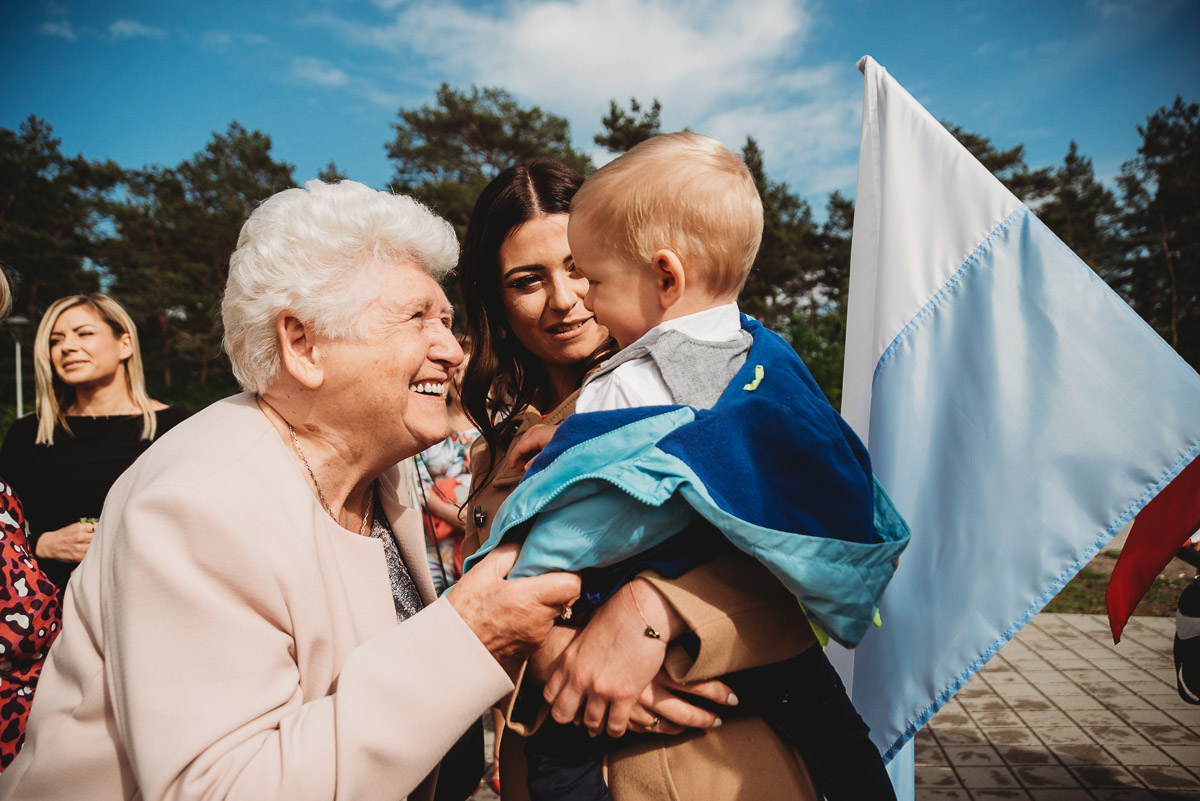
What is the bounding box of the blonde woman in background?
[0,293,188,590]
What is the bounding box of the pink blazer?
[0,394,512,801]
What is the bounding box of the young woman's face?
[497,214,608,370]
[48,305,133,390]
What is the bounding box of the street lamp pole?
[14,337,22,418]
[8,315,28,418]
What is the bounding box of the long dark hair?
[459,158,611,486]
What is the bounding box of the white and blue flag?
[840,55,1200,792]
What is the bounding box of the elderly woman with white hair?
[0,180,580,801]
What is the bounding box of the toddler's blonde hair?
[571,131,763,299]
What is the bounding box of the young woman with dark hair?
[457,159,820,801]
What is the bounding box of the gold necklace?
[259,396,373,536]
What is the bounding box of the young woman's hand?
[509,423,559,471]
[543,578,737,737]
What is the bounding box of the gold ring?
[648,716,660,730]
[559,605,573,621]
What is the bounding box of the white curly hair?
[221,179,459,393]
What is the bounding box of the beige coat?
[0,394,512,801]
[464,395,819,801]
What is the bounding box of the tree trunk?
[1158,212,1178,348]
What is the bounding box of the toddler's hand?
[509,423,559,471]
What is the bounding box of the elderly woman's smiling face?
[320,259,463,458]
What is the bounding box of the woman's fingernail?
[727,692,739,706]
[713,717,723,727]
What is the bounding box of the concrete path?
[917,613,1200,800]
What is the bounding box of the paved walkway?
[917,613,1200,800]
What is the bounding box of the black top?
[0,407,190,589]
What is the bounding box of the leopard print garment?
[0,478,61,771]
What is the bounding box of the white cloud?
[366,87,405,108]
[40,20,76,40]
[1086,0,1152,18]
[293,57,351,88]
[203,30,270,50]
[312,0,863,196]
[109,19,167,40]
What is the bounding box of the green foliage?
[2,91,1197,421]
[784,192,855,410]
[99,122,295,392]
[1043,550,1193,617]
[317,160,349,183]
[594,98,663,154]
[0,116,118,318]
[1039,141,1120,273]
[741,137,821,331]
[1115,97,1200,369]
[386,85,593,234]
[0,116,121,423]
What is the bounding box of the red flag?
[1107,455,1200,642]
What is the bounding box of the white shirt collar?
[624,302,742,351]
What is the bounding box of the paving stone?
[1037,726,1096,745]
[958,682,994,697]
[943,744,1005,766]
[1070,764,1143,787]
[914,790,970,800]
[1082,726,1152,745]
[1086,790,1157,800]
[971,791,1032,800]
[1159,745,1200,766]
[988,728,1043,746]
[917,727,939,745]
[1103,743,1178,766]
[1026,791,1093,800]
[1115,710,1178,726]
[915,766,962,787]
[958,766,1020,789]
[931,712,976,729]
[987,673,1032,685]
[1078,681,1128,695]
[997,744,1060,765]
[1102,694,1155,710]
[1165,709,1200,726]
[1054,695,1106,710]
[1051,742,1117,764]
[962,696,1016,711]
[917,743,951,767]
[1067,710,1127,727]
[1136,726,1200,746]
[1020,711,1078,728]
[935,727,989,746]
[1012,766,1083,788]
[1125,681,1179,696]
[1126,765,1200,789]
[1011,698,1056,713]
[974,710,1030,728]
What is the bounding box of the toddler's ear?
[652,249,686,309]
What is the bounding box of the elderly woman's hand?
[448,543,581,663]
[544,578,738,738]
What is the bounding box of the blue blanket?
[464,318,911,647]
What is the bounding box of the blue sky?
[3,0,1198,212]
